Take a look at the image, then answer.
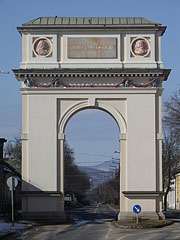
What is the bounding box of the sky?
[0,0,180,166]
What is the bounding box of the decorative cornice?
[13,68,171,80]
[13,68,170,88]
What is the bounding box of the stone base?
[21,191,65,220]
[118,211,165,220]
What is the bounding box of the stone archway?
[13,17,170,220]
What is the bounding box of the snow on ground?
[0,219,27,238]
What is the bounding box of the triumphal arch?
[13,17,170,220]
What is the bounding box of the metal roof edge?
[17,25,166,37]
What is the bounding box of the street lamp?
[112,157,120,161]
[0,71,10,74]
[114,151,120,154]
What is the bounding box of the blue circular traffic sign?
[133,205,141,214]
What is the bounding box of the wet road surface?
[7,205,180,240]
[9,203,118,240]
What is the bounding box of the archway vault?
[58,99,127,139]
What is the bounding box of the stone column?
[21,93,29,213]
[156,90,165,218]
[118,133,127,220]
[58,132,65,214]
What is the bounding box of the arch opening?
[63,108,121,217]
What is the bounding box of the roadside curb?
[112,219,173,229]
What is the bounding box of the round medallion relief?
[33,38,52,57]
[131,38,150,57]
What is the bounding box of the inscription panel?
[67,37,117,59]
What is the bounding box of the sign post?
[133,205,141,224]
[7,177,18,226]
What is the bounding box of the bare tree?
[64,141,90,202]
[162,90,180,209]
[164,90,180,140]
[4,135,22,174]
[88,168,120,206]
[162,129,180,210]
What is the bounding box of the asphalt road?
[109,222,180,240]
[66,203,119,221]
[8,205,180,240]
[10,203,118,240]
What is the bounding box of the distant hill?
[79,166,112,189]
[79,163,115,189]
[87,160,116,172]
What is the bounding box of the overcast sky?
[0,0,179,166]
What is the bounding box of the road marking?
[94,203,100,214]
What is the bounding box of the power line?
[75,160,110,163]
[74,152,115,158]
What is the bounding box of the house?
[0,138,21,214]
[167,167,180,210]
[175,170,180,210]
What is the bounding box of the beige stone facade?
[13,17,170,219]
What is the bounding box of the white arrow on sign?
[135,207,140,212]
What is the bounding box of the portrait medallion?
[131,38,149,57]
[33,38,52,57]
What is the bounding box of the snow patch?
[0,220,27,237]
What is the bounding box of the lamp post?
[111,157,120,179]
[109,165,118,178]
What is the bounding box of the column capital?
[21,132,29,140]
[58,133,66,140]
[119,133,127,140]
[157,133,163,140]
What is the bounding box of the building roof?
[0,159,21,177]
[23,17,161,26]
[18,17,166,36]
